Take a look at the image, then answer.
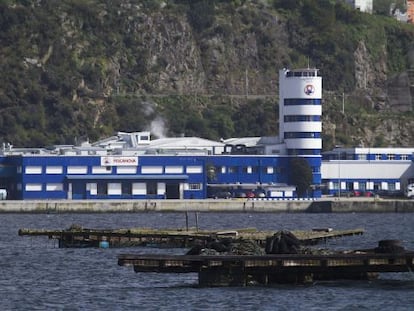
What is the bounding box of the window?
[215,166,225,174]
[25,183,42,191]
[284,99,321,105]
[25,166,42,174]
[186,166,203,174]
[284,115,320,122]
[228,166,238,173]
[97,182,107,195]
[117,166,136,174]
[46,166,63,174]
[312,166,320,173]
[92,166,112,174]
[284,132,320,139]
[132,183,146,195]
[108,183,121,195]
[165,166,183,174]
[242,166,251,174]
[147,181,157,195]
[141,166,163,174]
[387,154,395,160]
[67,166,87,174]
[188,183,202,190]
[401,154,409,160]
[375,154,382,160]
[46,183,63,191]
[122,182,132,195]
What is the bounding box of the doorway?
[165,183,180,199]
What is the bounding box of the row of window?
[284,99,321,105]
[329,181,400,191]
[370,154,409,161]
[284,115,321,122]
[286,71,318,77]
[212,166,280,174]
[21,182,203,193]
[288,149,321,155]
[22,165,203,175]
[23,165,292,175]
[331,154,411,161]
[213,165,320,174]
[284,132,321,139]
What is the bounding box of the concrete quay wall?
[0,199,413,213]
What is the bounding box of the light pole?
[335,146,342,198]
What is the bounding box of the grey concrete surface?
[0,197,413,213]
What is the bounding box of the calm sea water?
[1,212,414,311]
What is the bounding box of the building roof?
[149,137,225,149]
[222,137,262,147]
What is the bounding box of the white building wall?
[279,68,322,154]
[283,122,322,132]
[284,105,322,116]
[157,183,166,195]
[132,183,146,195]
[322,161,414,180]
[108,183,122,195]
[285,138,322,149]
[88,183,97,195]
[345,0,373,13]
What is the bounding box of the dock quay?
[118,249,414,286]
[2,198,414,213]
[18,226,364,248]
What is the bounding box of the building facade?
[0,153,323,200]
[344,0,373,14]
[321,147,414,196]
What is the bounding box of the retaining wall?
[0,199,413,213]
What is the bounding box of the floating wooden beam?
[18,227,364,248]
[118,251,414,286]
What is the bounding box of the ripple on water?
[1,213,414,310]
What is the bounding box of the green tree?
[188,0,215,32]
[289,157,313,197]
[273,0,302,10]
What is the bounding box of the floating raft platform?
[118,249,414,286]
[18,226,364,248]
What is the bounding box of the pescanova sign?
[101,156,138,166]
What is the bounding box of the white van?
[405,183,414,198]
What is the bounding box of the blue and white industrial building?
[0,67,413,200]
[322,147,414,196]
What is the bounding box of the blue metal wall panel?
[2,154,324,200]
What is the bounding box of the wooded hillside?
[1,0,414,149]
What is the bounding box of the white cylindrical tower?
[279,68,322,156]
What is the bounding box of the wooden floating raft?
[18,225,364,248]
[118,247,414,286]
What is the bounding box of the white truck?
[405,183,414,198]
